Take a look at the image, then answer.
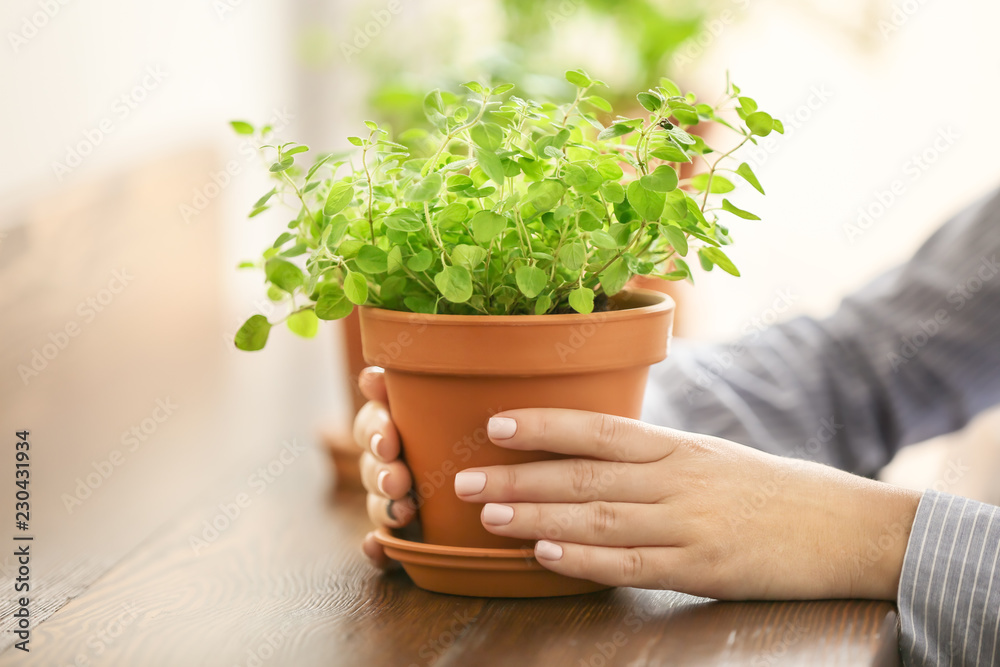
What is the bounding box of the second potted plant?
[233,69,780,596]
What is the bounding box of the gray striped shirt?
[642,188,1000,665]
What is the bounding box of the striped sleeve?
[898,490,1000,666]
[643,186,1000,477]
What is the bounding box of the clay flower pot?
[360,288,674,595]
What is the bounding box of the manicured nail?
[454,471,487,495]
[535,540,563,561]
[482,503,514,526]
[377,469,390,495]
[371,433,387,460]
[488,417,517,440]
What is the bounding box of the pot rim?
[359,287,674,327]
[374,527,534,559]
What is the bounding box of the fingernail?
[488,417,517,440]
[377,469,390,495]
[482,503,514,526]
[371,433,387,460]
[535,540,563,561]
[454,471,487,495]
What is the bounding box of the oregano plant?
[233,69,781,351]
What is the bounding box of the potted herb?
[233,70,779,596]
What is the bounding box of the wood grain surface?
[0,151,901,666]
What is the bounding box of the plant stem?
[422,92,490,177]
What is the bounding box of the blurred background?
[2,0,1000,651]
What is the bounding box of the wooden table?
[0,150,901,666]
[3,471,902,667]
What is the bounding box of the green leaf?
[772,118,785,134]
[470,123,503,151]
[404,295,437,314]
[324,181,354,216]
[434,202,468,229]
[515,265,547,298]
[626,181,666,220]
[461,81,484,94]
[721,199,761,220]
[735,162,765,194]
[447,174,474,191]
[737,97,758,114]
[563,164,602,194]
[524,180,566,214]
[565,69,592,87]
[343,271,369,305]
[404,172,443,202]
[234,315,270,351]
[356,245,388,273]
[475,148,505,185]
[451,244,487,269]
[639,165,678,192]
[560,242,587,271]
[597,122,637,141]
[254,188,277,209]
[265,258,304,292]
[434,266,473,303]
[383,208,424,232]
[287,309,319,338]
[637,92,662,113]
[690,173,735,194]
[600,182,625,204]
[386,246,404,274]
[599,259,630,296]
[534,294,553,315]
[315,289,353,320]
[230,120,254,135]
[269,157,293,173]
[471,210,507,244]
[650,144,690,162]
[661,225,689,256]
[578,211,602,231]
[568,287,595,314]
[407,248,434,272]
[590,229,620,250]
[659,77,681,97]
[596,160,623,180]
[584,95,613,112]
[746,111,773,137]
[700,247,741,277]
[285,145,309,156]
[664,190,689,220]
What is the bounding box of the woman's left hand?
[454,409,921,601]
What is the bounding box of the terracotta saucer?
[373,528,609,598]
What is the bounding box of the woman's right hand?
[353,366,417,569]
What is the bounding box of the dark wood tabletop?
[0,150,901,666]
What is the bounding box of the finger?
[366,491,417,529]
[533,540,680,589]
[358,366,388,403]
[480,502,681,547]
[454,459,659,504]
[353,400,400,462]
[360,452,413,499]
[362,531,400,571]
[486,409,677,462]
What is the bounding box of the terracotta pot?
[359,289,674,550]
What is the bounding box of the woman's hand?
[353,367,415,570]
[455,409,921,601]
